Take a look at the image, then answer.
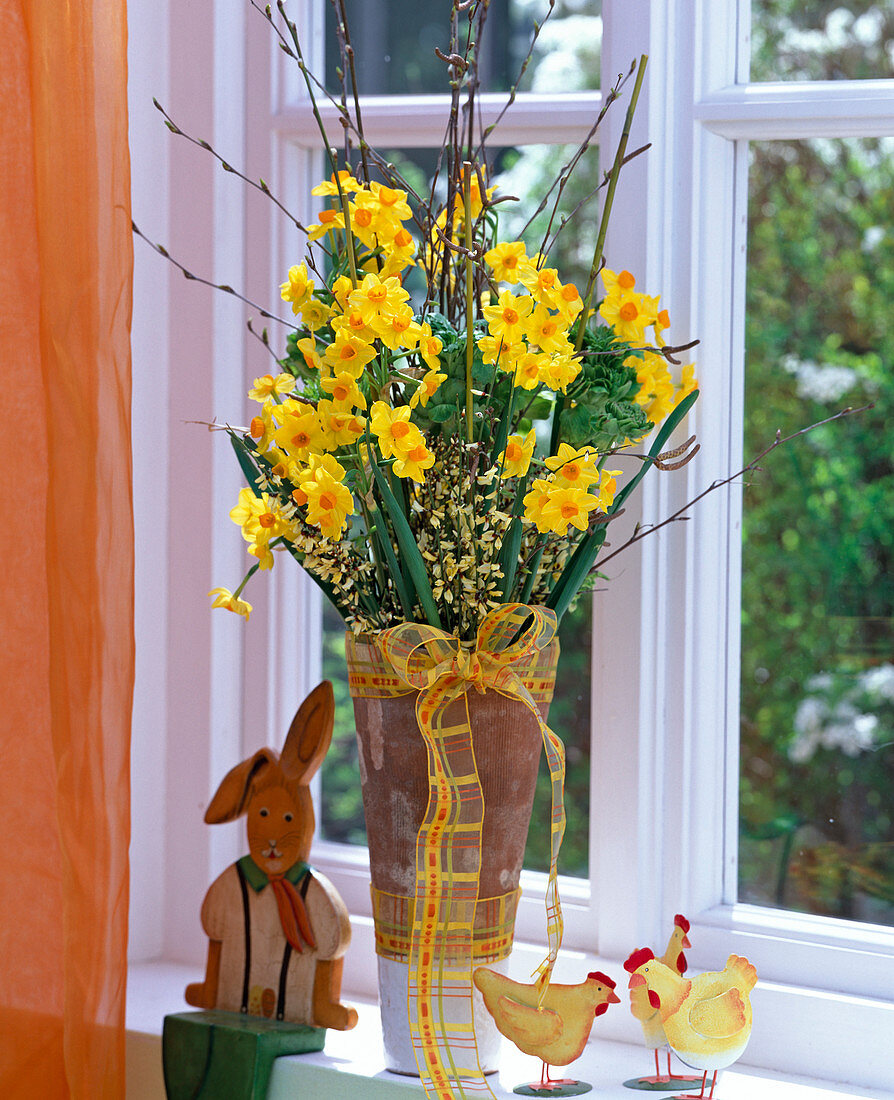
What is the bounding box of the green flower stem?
[463,160,475,445]
[575,54,649,355]
[232,560,261,599]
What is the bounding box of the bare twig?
[594,404,873,570]
[152,98,310,237]
[246,319,283,363]
[132,220,295,326]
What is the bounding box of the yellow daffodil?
[513,350,546,390]
[627,351,675,423]
[322,330,377,376]
[311,170,361,196]
[545,443,601,489]
[392,441,435,482]
[330,307,377,345]
[594,468,621,511]
[321,370,367,409]
[247,372,295,403]
[477,334,525,373]
[307,206,345,242]
[522,478,556,534]
[331,275,354,311]
[540,485,602,534]
[416,323,444,371]
[318,404,366,448]
[497,428,536,478]
[369,400,424,459]
[538,351,581,392]
[599,290,659,342]
[372,305,419,350]
[484,240,528,283]
[348,272,410,326]
[600,268,637,297]
[525,304,568,353]
[298,297,331,332]
[295,337,323,372]
[208,587,252,621]
[553,280,584,323]
[271,400,324,461]
[248,402,276,453]
[408,369,447,409]
[280,263,314,313]
[482,289,534,344]
[229,488,294,546]
[300,466,354,540]
[519,263,560,300]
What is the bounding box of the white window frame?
[128,0,894,1090]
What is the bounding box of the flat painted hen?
[623,914,703,1089]
[626,953,758,1100]
[473,966,620,1093]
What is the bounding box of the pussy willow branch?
[474,0,558,157]
[533,84,629,261]
[541,143,651,259]
[327,0,352,165]
[335,0,371,183]
[152,98,310,239]
[132,221,294,326]
[246,320,283,363]
[593,404,874,572]
[517,66,631,244]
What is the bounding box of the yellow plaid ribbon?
[373,603,567,1100]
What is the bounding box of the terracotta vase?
[345,632,558,1075]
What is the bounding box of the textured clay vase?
[346,633,558,1075]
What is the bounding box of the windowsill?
[127,961,894,1100]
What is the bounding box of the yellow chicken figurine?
[623,914,703,1090]
[626,954,758,1100]
[473,966,620,1094]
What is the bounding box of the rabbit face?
[246,782,314,876]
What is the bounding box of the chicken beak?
[682,934,692,949]
[608,989,621,1004]
[628,972,647,989]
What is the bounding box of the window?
[128,0,893,1089]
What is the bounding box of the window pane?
[740,138,894,927]
[751,1,894,81]
[324,0,601,95]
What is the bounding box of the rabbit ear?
[204,748,279,824]
[281,681,335,785]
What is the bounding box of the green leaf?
[428,403,456,423]
[369,457,442,628]
[229,432,264,497]
[369,505,414,620]
[547,389,700,621]
[612,389,700,512]
[498,516,525,600]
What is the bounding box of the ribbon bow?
[378,604,567,1099]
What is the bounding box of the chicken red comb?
[587,970,616,989]
[623,947,655,972]
[674,914,691,933]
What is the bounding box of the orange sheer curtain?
[0,1,133,1097]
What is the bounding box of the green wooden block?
[162,1010,326,1100]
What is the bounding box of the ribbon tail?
[408,682,495,1099]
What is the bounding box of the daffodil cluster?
[210,167,699,636]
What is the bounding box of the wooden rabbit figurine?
[185,681,358,1031]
